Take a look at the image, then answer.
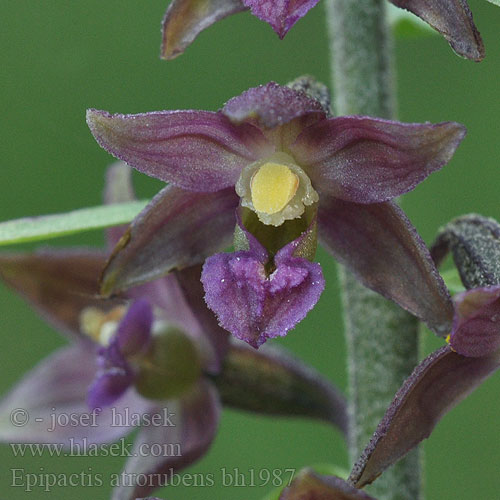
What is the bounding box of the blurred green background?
[1,1,499,498]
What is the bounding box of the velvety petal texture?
[318,198,453,335]
[390,0,484,61]
[291,117,466,203]
[101,185,239,295]
[202,219,325,348]
[451,286,500,357]
[0,345,149,445]
[222,82,325,129]
[0,249,119,340]
[281,469,377,500]
[87,109,271,191]
[349,345,500,488]
[111,382,220,500]
[242,0,321,38]
[215,342,348,435]
[161,0,247,59]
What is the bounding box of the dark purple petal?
[222,82,325,129]
[318,198,453,336]
[291,117,466,203]
[281,469,377,500]
[202,218,325,348]
[450,286,500,357]
[215,342,348,435]
[115,299,153,357]
[127,268,229,374]
[0,249,121,340]
[111,381,220,500]
[87,109,271,191]
[161,0,247,59]
[87,367,135,410]
[242,0,321,38]
[104,161,136,248]
[101,185,239,296]
[0,345,149,445]
[390,0,484,61]
[349,345,500,488]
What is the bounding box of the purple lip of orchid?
[87,81,464,346]
[160,0,485,61]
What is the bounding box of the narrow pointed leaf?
[387,4,435,38]
[0,201,147,246]
[349,345,500,488]
[213,343,348,436]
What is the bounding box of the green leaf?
[441,268,466,296]
[486,0,500,6]
[387,4,436,38]
[0,200,148,246]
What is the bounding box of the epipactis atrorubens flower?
[160,0,493,61]
[0,163,348,500]
[87,82,463,348]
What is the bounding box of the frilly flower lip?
[87,81,465,344]
[202,212,325,348]
[160,0,486,61]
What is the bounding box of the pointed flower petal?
[101,186,239,295]
[281,469,377,500]
[111,381,220,500]
[291,117,466,203]
[0,249,119,340]
[450,286,500,357]
[214,343,347,435]
[222,82,325,129]
[242,0,321,38]
[318,198,453,335]
[389,0,484,61]
[0,345,148,445]
[161,0,247,59]
[349,345,500,488]
[87,109,271,191]
[202,217,325,348]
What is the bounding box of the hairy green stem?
[325,1,422,498]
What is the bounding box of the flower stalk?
[326,0,422,498]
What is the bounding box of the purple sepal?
[87,367,134,411]
[451,286,500,357]
[115,299,153,357]
[202,218,324,348]
[242,0,321,39]
[222,82,325,129]
[389,0,484,61]
[349,345,500,488]
[161,0,247,60]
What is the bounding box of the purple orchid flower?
[87,82,462,347]
[347,284,500,489]
[0,163,348,499]
[160,0,487,61]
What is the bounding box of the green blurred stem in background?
[326,0,422,498]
